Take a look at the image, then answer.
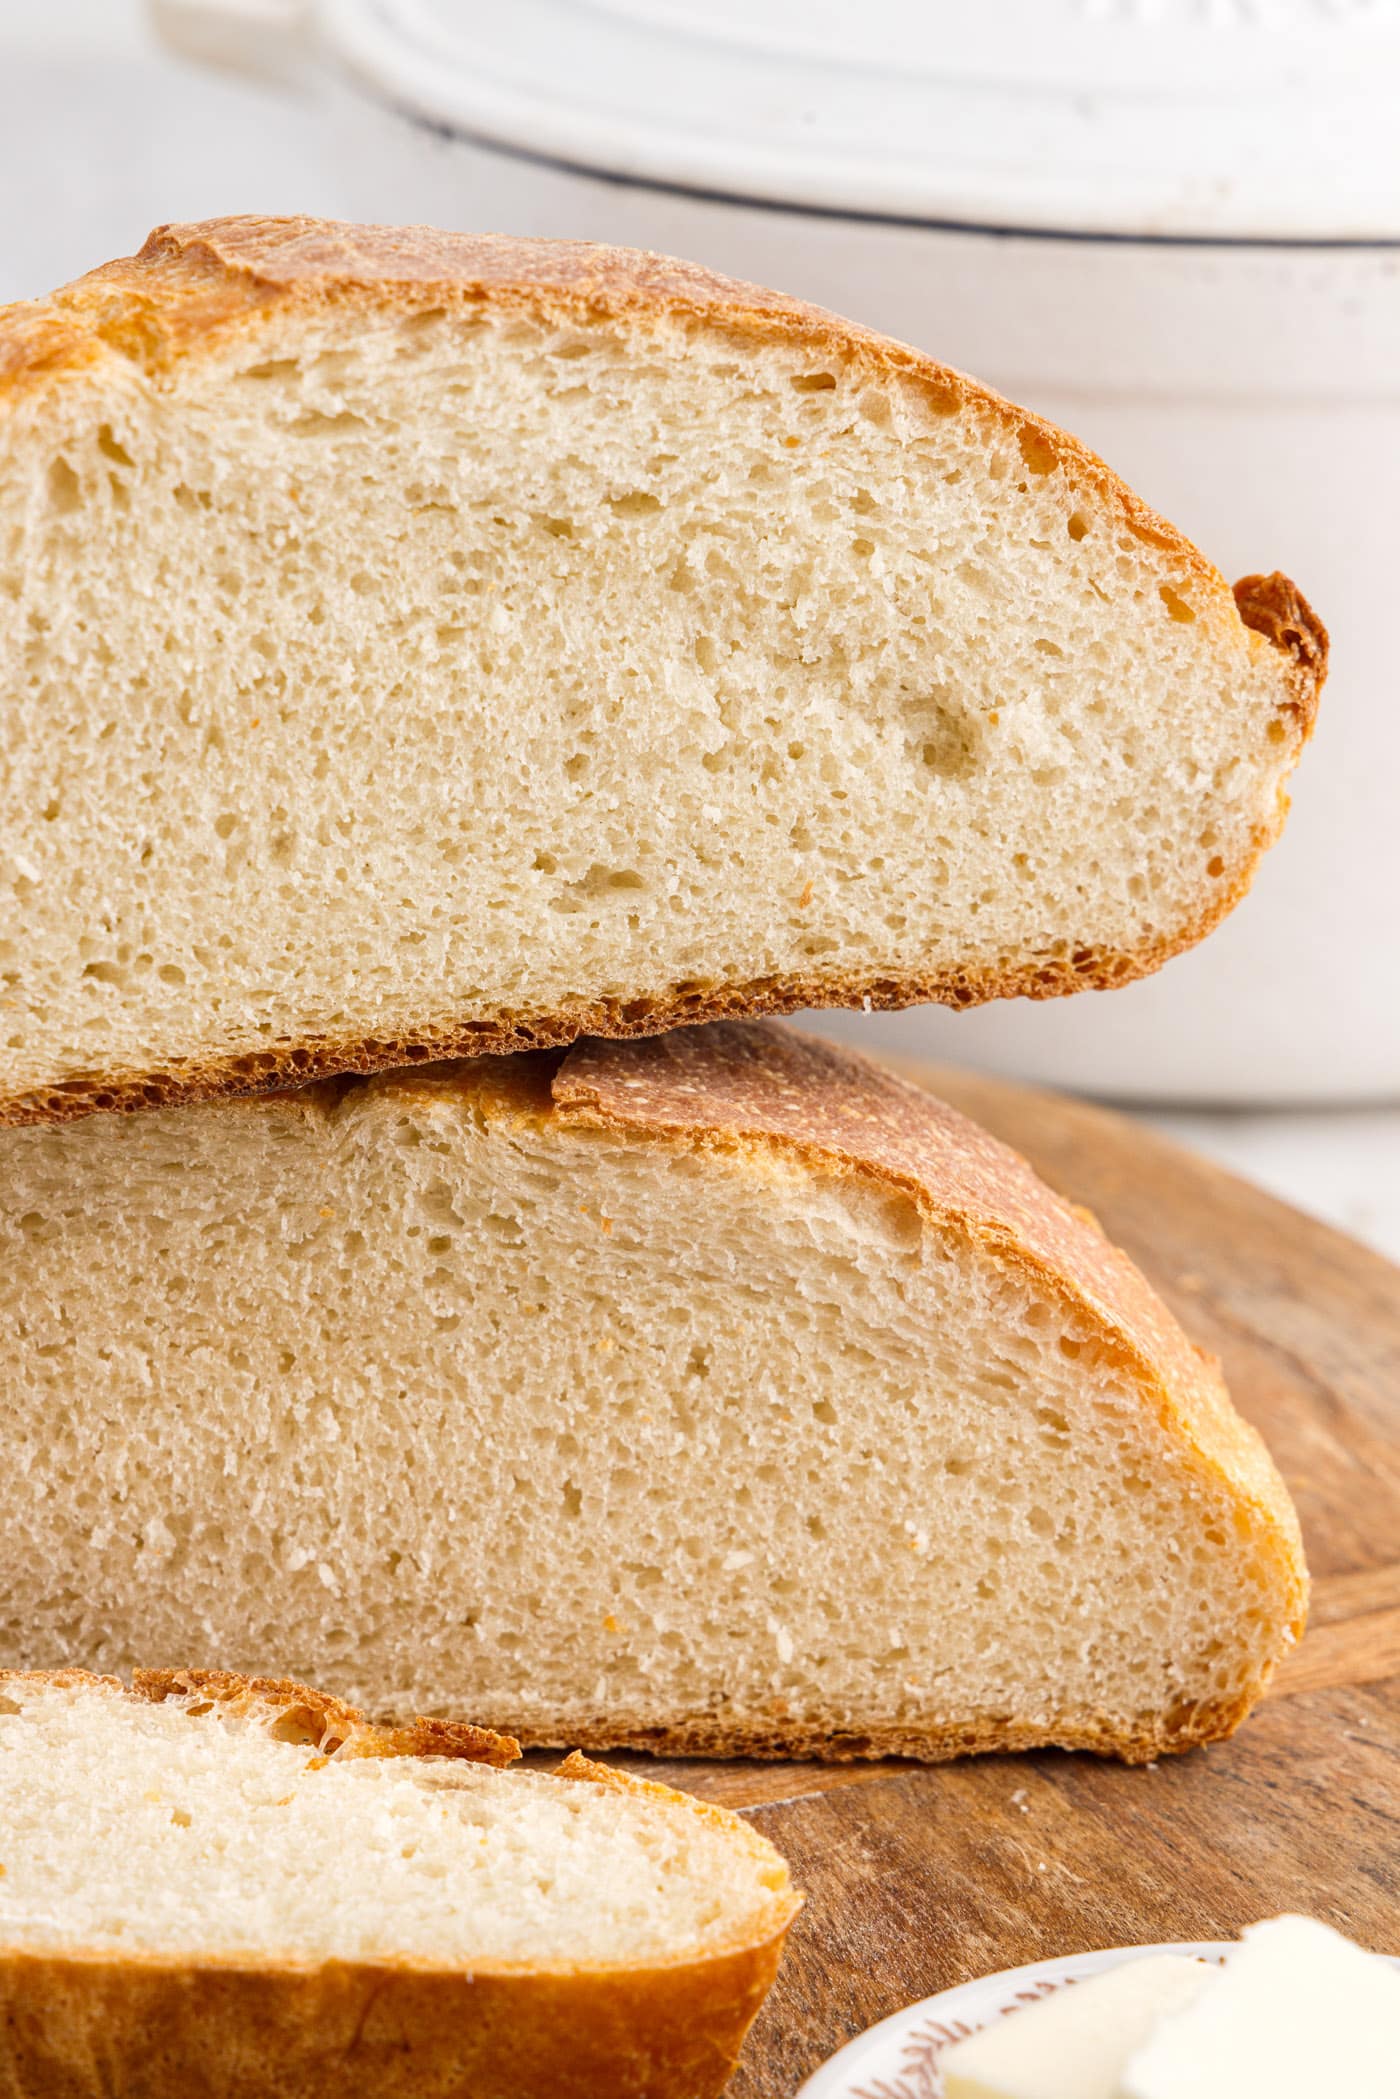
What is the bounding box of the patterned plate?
[795,1942,1231,2099]
[796,1938,1400,2097]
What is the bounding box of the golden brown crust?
[0,1671,799,2099]
[130,1668,521,1767]
[514,1702,1252,1767]
[0,1944,789,2099]
[1233,571,1329,739]
[0,217,1322,1129]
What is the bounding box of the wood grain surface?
[607,1061,1400,2095]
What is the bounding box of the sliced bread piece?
[0,1021,1306,1762]
[0,1668,797,2099]
[0,216,1325,1126]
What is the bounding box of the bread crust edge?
[0,901,1292,1130]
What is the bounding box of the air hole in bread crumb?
[1159,583,1196,623]
[1207,855,1225,877]
[47,459,81,513]
[1017,427,1059,476]
[399,308,449,340]
[609,491,662,517]
[791,371,837,392]
[97,424,134,470]
[239,359,300,383]
[1067,511,1091,542]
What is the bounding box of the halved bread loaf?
[0,1022,1306,1761]
[0,1668,797,2099]
[0,216,1324,1126]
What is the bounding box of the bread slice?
[0,1021,1305,1762]
[0,216,1324,1127]
[0,1667,797,2099]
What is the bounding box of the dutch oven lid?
[322,0,1399,242]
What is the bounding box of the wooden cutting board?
[605,1061,1400,2096]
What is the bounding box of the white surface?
[1124,1914,1400,2099]
[193,0,1400,237]
[6,2,1400,1102]
[798,1938,1400,2099]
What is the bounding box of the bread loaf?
[0,1667,795,2099]
[0,1021,1306,1762]
[0,216,1324,1126]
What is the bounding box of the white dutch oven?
[153,0,1400,1102]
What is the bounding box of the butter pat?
[941,1955,1214,2099]
[1122,1914,1400,2099]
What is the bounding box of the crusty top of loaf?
[422,1022,1306,1632]
[0,214,1324,724]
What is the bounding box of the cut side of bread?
[0,1669,797,2099]
[0,216,1325,1126]
[0,1022,1306,1762]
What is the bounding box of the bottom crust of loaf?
[0,902,1250,1130]
[468,1692,1266,1769]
